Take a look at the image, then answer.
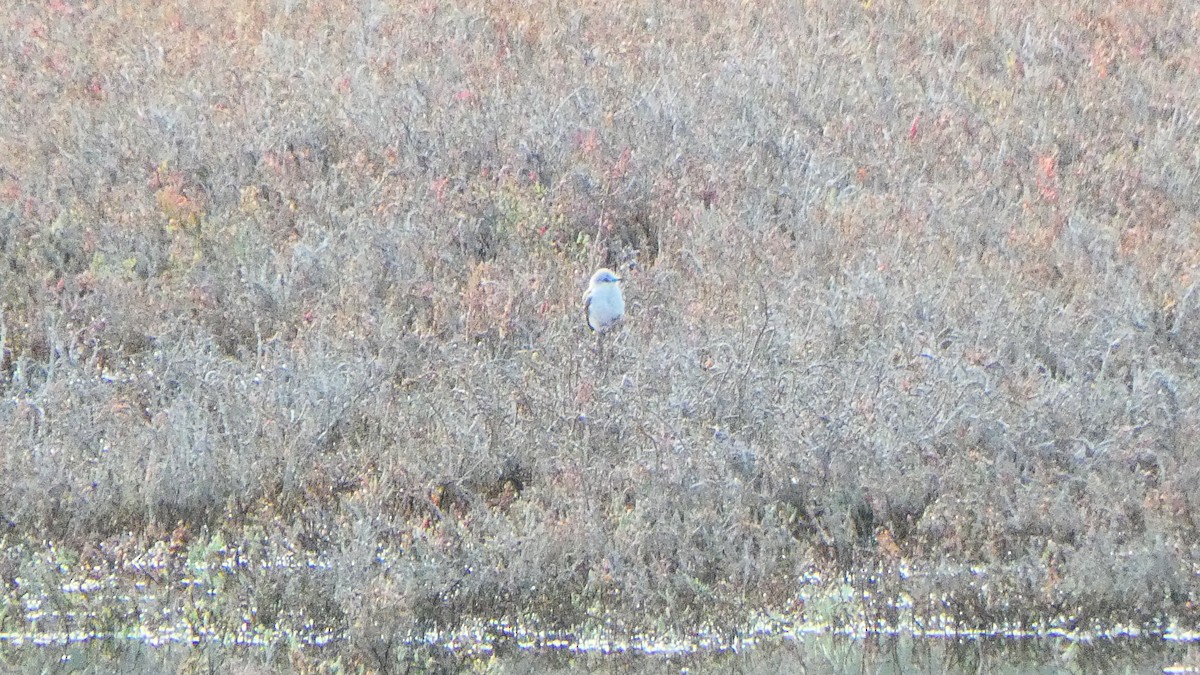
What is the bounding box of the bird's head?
[590,268,622,286]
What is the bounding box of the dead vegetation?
[0,0,1198,668]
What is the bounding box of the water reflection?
[0,632,1194,673]
[2,539,1197,672]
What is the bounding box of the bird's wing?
[583,292,595,331]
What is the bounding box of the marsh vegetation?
[1,0,1198,671]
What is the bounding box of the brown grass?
[1,0,1198,669]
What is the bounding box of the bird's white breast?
[587,282,624,332]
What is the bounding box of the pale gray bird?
[584,268,625,333]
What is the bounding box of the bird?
[584,268,624,333]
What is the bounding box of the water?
[0,631,1194,673]
[1,538,1196,672]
